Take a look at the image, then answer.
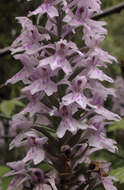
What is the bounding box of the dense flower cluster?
[6,0,120,189]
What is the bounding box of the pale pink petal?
[76,94,87,109]
[47,6,58,17]
[62,93,75,105]
[88,68,113,83]
[39,56,54,68]
[57,122,67,138]
[95,107,121,121]
[62,59,72,74]
[28,5,45,17]
[102,176,117,190]
[23,147,45,165]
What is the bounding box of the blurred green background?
[0,0,124,190]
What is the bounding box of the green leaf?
[0,100,15,117]
[1,176,13,190]
[110,167,124,184]
[36,162,53,172]
[0,100,25,116]
[0,165,12,190]
[34,124,57,138]
[0,165,10,177]
[11,100,25,107]
[41,125,56,134]
[108,118,124,132]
